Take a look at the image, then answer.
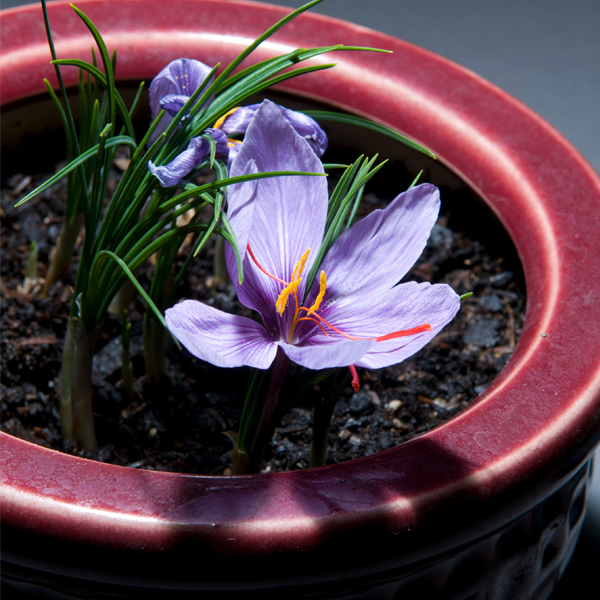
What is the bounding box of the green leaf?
[52,59,136,140]
[305,155,386,292]
[70,5,116,127]
[93,251,167,328]
[303,110,437,159]
[408,170,423,189]
[14,135,137,207]
[213,0,327,86]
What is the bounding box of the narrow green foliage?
[51,59,136,139]
[408,170,423,189]
[120,310,135,398]
[305,154,386,292]
[310,370,352,467]
[14,136,136,208]
[303,110,437,159]
[237,369,270,454]
[25,242,38,281]
[70,5,116,127]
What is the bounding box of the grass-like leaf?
[14,135,137,207]
[303,110,436,159]
[51,59,136,139]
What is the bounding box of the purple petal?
[149,58,214,143]
[165,300,277,369]
[225,158,258,276]
[302,281,460,369]
[279,106,328,157]
[218,105,256,136]
[220,103,327,157]
[204,128,230,158]
[149,130,228,187]
[306,184,441,307]
[279,338,373,370]
[224,100,328,337]
[159,94,191,118]
[226,139,243,170]
[149,58,214,120]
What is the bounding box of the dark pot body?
[2,1,600,598]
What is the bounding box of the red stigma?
[349,365,360,392]
[375,323,432,342]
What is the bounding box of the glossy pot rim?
[1,0,600,555]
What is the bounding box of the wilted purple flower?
[149,58,215,141]
[215,103,328,159]
[166,101,460,374]
[148,59,329,185]
[148,128,228,187]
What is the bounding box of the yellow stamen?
[227,139,242,148]
[213,107,242,130]
[291,249,310,283]
[276,279,301,315]
[309,270,327,312]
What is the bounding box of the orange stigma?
[247,243,432,345]
[213,107,242,130]
[349,365,360,392]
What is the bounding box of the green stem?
[310,370,350,468]
[310,403,333,468]
[234,348,290,474]
[107,278,136,316]
[120,310,134,398]
[70,322,99,450]
[213,234,230,286]
[143,313,168,384]
[42,212,84,296]
[59,316,77,439]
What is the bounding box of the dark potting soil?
[0,159,525,475]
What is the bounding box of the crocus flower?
[149,58,215,142]
[148,58,329,186]
[148,128,228,187]
[166,100,460,372]
[215,103,328,166]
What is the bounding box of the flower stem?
[233,347,290,474]
[42,213,83,297]
[108,277,136,316]
[310,370,350,468]
[120,311,134,398]
[213,234,229,286]
[59,316,77,440]
[71,322,99,450]
[143,313,168,384]
[60,317,98,450]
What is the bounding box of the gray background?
[2,1,599,597]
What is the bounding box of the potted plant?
[2,1,599,598]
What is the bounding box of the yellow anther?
[276,279,301,315]
[291,249,310,283]
[213,107,242,130]
[227,139,242,149]
[309,270,327,312]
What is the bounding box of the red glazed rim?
[1,0,600,556]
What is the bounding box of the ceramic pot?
[2,1,600,598]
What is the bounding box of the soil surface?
[1,158,526,475]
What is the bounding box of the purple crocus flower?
[148,128,228,187]
[148,59,328,186]
[215,103,328,162]
[166,100,460,372]
[149,58,215,142]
